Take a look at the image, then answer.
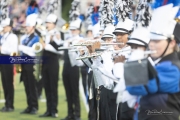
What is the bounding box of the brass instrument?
[61,23,69,31]
[175,18,180,23]
[73,42,124,46]
[16,33,22,73]
[10,52,22,73]
[76,50,157,60]
[33,37,44,82]
[10,52,17,56]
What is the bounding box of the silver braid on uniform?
[99,0,114,28]
[115,0,133,22]
[135,0,152,27]
[69,0,80,22]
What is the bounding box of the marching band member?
[39,14,61,118]
[0,18,18,112]
[113,19,134,57]
[19,13,39,114]
[80,24,118,120]
[61,18,83,120]
[96,24,118,120]
[125,4,180,120]
[112,19,134,120]
[86,22,101,120]
[113,27,151,120]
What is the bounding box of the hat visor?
[69,26,78,30]
[150,33,167,40]
[25,23,35,27]
[127,40,146,46]
[0,26,3,32]
[101,35,113,40]
[1,24,8,28]
[113,30,128,34]
[45,19,55,23]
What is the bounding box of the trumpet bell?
[62,23,69,30]
[32,42,43,53]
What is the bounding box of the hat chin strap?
[153,38,171,62]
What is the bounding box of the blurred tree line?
[62,0,73,22]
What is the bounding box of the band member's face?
[70,29,79,36]
[2,26,11,33]
[86,31,93,38]
[115,32,128,44]
[25,26,34,34]
[46,22,55,31]
[149,39,175,59]
[129,44,146,51]
[104,37,113,43]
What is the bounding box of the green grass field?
[0,63,88,120]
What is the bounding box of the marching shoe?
[29,108,37,114]
[39,111,51,117]
[60,116,74,120]
[20,107,31,114]
[51,112,58,118]
[74,117,81,120]
[1,107,14,112]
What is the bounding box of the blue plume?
[113,15,118,26]
[79,14,85,21]
[26,6,39,16]
[152,0,180,9]
[91,12,99,25]
[167,0,180,6]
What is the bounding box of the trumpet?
[76,50,157,60]
[73,42,124,46]
[76,52,102,60]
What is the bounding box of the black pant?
[62,64,80,118]
[1,64,14,109]
[20,64,38,110]
[37,78,43,97]
[80,66,88,98]
[117,103,122,120]
[88,71,97,120]
[99,87,117,120]
[120,102,135,120]
[42,51,59,113]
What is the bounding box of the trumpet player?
[80,24,118,120]
[113,19,134,59]
[125,5,180,120]
[18,14,39,114]
[61,18,84,120]
[113,27,151,120]
[39,14,61,118]
[0,18,18,112]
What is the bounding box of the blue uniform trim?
[156,61,180,93]
[126,61,180,95]
[21,34,39,56]
[22,35,39,47]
